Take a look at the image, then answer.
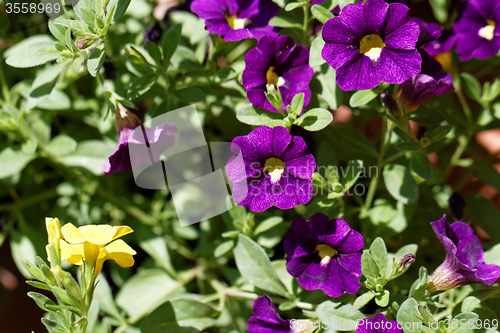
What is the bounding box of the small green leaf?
[294,108,333,131]
[10,231,37,279]
[46,135,77,157]
[318,65,342,109]
[28,292,56,311]
[285,1,308,11]
[28,63,62,109]
[310,34,326,68]
[254,217,284,235]
[461,73,482,102]
[0,147,36,179]
[233,234,289,297]
[383,164,419,204]
[291,93,305,117]
[54,19,93,34]
[236,104,282,126]
[214,240,234,258]
[269,16,302,29]
[87,45,106,77]
[341,160,363,192]
[429,125,452,142]
[22,137,38,154]
[361,251,379,278]
[128,74,157,99]
[349,89,377,108]
[370,238,388,277]
[461,296,481,312]
[396,298,423,333]
[311,5,334,24]
[177,87,205,103]
[353,292,375,310]
[146,41,162,64]
[5,35,59,68]
[162,24,182,65]
[466,193,500,243]
[316,301,365,331]
[375,289,390,307]
[410,152,432,180]
[395,141,421,151]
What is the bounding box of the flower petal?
[61,223,86,244]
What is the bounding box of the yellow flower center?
[315,244,338,265]
[359,34,385,61]
[264,157,285,183]
[225,14,249,30]
[479,20,496,41]
[266,66,285,88]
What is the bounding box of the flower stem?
[302,5,309,45]
[0,59,10,103]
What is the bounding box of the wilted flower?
[453,0,500,60]
[247,295,290,333]
[284,213,363,298]
[426,215,500,293]
[321,0,421,91]
[103,103,178,175]
[242,36,314,112]
[226,126,316,212]
[190,0,280,42]
[45,217,62,263]
[60,223,136,276]
[358,314,403,333]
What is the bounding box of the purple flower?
[242,36,314,112]
[397,51,454,112]
[247,295,290,333]
[422,30,456,56]
[453,0,500,61]
[190,0,280,42]
[426,215,500,293]
[321,0,421,91]
[284,213,363,298]
[143,22,162,48]
[413,18,442,48]
[103,105,178,175]
[226,126,316,212]
[358,314,403,333]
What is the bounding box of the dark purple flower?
[226,126,316,212]
[143,22,162,48]
[284,213,363,298]
[397,51,454,112]
[426,215,500,293]
[449,192,466,220]
[453,0,500,61]
[190,0,280,42]
[322,0,421,91]
[422,30,456,56]
[413,18,442,48]
[242,36,314,112]
[103,104,178,175]
[247,295,290,333]
[358,314,403,333]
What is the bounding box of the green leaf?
[37,89,71,110]
[311,5,334,24]
[448,313,479,333]
[110,0,132,23]
[28,63,62,109]
[316,301,365,331]
[139,237,176,277]
[294,108,333,131]
[318,65,342,109]
[429,125,452,142]
[338,0,356,9]
[353,292,375,310]
[375,289,390,307]
[95,275,122,320]
[60,140,117,175]
[28,292,56,311]
[236,104,282,126]
[383,164,419,204]
[54,19,93,34]
[5,35,59,68]
[461,73,482,102]
[214,240,234,258]
[410,152,432,180]
[466,193,500,242]
[140,299,218,333]
[461,296,481,312]
[469,161,500,190]
[22,137,38,154]
[370,238,388,277]
[285,1,308,11]
[49,20,67,44]
[310,34,326,68]
[233,234,289,297]
[396,298,423,333]
[87,45,106,77]
[269,16,302,29]
[162,24,182,65]
[254,217,284,236]
[177,87,205,104]
[146,41,163,64]
[341,160,363,192]
[349,89,377,108]
[46,135,77,157]
[10,231,37,279]
[395,141,421,151]
[116,269,184,319]
[428,0,449,23]
[291,93,305,117]
[128,74,157,100]
[0,147,36,179]
[304,197,342,219]
[74,1,96,28]
[361,251,379,278]
[326,124,378,157]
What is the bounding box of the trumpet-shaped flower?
[60,223,135,270]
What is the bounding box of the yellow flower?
[45,217,62,262]
[60,223,135,272]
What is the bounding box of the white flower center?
[264,157,285,183]
[225,14,249,30]
[479,20,496,41]
[266,66,286,88]
[360,34,385,61]
[315,244,338,265]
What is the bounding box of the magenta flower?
[427,215,500,293]
[242,35,314,112]
[226,126,316,212]
[247,295,290,333]
[321,0,421,91]
[190,0,279,42]
[358,314,403,333]
[103,105,178,175]
[284,213,363,298]
[453,0,500,60]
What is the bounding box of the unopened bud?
[76,39,89,50]
[381,92,400,116]
[115,103,142,133]
[392,253,416,278]
[265,84,283,112]
[45,217,61,264]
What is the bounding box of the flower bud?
[45,217,62,263]
[76,39,89,50]
[381,92,400,117]
[265,84,283,112]
[114,103,142,134]
[391,253,415,278]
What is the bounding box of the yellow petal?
[85,225,115,245]
[105,240,136,267]
[61,223,86,244]
[111,226,134,241]
[60,240,84,265]
[83,242,102,266]
[94,248,108,277]
[106,239,137,255]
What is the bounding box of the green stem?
[445,135,469,175]
[0,189,58,211]
[223,289,316,310]
[302,5,309,45]
[0,60,10,103]
[452,58,474,128]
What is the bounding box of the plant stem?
[302,6,309,45]
[0,60,10,103]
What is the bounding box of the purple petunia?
[414,18,442,49]
[226,126,316,212]
[397,51,454,112]
[284,213,363,298]
[247,295,290,333]
[426,215,500,293]
[422,30,456,56]
[358,314,403,333]
[242,36,314,112]
[103,105,178,175]
[321,0,421,91]
[453,0,500,61]
[190,0,280,42]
